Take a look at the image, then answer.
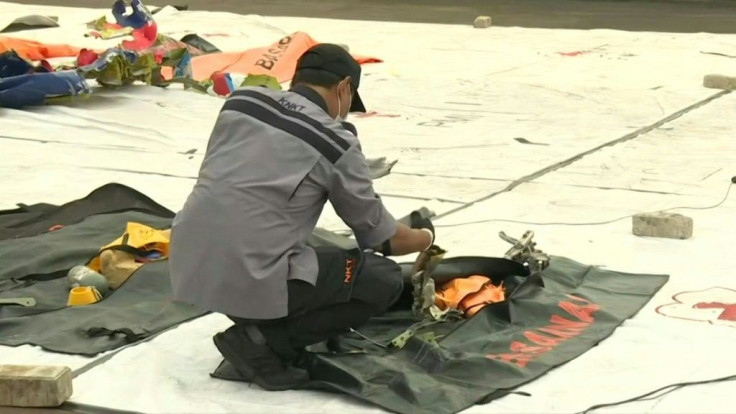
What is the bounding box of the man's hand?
[375,211,435,256]
[409,211,435,249]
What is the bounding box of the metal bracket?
[0,297,37,307]
[411,245,447,319]
[500,230,550,273]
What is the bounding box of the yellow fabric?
[101,222,169,254]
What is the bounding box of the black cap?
[295,43,366,113]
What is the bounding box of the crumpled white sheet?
[1,2,735,413]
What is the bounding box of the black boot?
[213,325,309,391]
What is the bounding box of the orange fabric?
[1,32,381,83]
[435,275,506,317]
[0,36,81,61]
[162,31,382,82]
[435,276,490,311]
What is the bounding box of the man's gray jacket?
[169,85,397,319]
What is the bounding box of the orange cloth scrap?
[0,36,81,61]
[435,275,506,318]
[161,31,382,82]
[1,32,382,86]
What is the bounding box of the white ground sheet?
[1,2,735,413]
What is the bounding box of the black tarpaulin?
[0,184,668,414]
[0,184,205,355]
[0,182,173,241]
[214,256,668,414]
[0,259,205,356]
[0,182,401,356]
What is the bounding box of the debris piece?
[500,230,550,273]
[84,0,158,49]
[700,51,736,59]
[703,74,736,91]
[558,50,589,57]
[151,4,188,14]
[514,137,549,146]
[0,70,91,109]
[180,34,221,54]
[0,297,36,306]
[473,15,492,28]
[354,111,401,118]
[411,244,447,319]
[632,212,693,240]
[0,15,59,33]
[0,365,72,407]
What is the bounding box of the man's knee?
[354,254,403,311]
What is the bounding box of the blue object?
[173,51,192,78]
[112,0,154,29]
[224,73,235,93]
[0,50,33,79]
[142,251,162,259]
[0,70,90,109]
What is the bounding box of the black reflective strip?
[231,90,351,151]
[222,99,342,164]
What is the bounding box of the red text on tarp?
[486,294,600,368]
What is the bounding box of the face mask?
[335,81,351,122]
[335,96,344,123]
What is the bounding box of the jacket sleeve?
[328,145,397,249]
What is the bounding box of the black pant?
[229,247,404,359]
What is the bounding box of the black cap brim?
[350,90,366,113]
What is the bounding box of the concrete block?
[0,365,72,407]
[632,212,693,240]
[473,15,492,28]
[703,74,736,90]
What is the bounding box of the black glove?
[409,211,435,247]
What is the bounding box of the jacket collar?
[291,84,329,114]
